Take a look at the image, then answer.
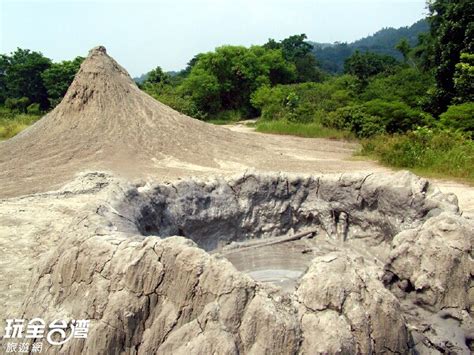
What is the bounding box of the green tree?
[179,67,221,115]
[5,97,30,113]
[453,52,474,103]
[180,45,296,116]
[412,32,436,71]
[427,0,474,114]
[0,55,9,104]
[280,34,313,61]
[361,67,434,107]
[41,56,84,107]
[344,50,399,84]
[265,34,324,82]
[2,48,52,109]
[144,66,170,85]
[396,38,411,63]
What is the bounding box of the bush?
[362,127,474,181]
[250,85,287,120]
[5,97,30,113]
[439,102,474,134]
[206,109,243,124]
[251,76,358,123]
[361,68,434,107]
[144,83,207,119]
[325,100,429,138]
[26,103,41,115]
[362,99,428,133]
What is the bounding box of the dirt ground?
[0,122,472,318]
[225,122,474,216]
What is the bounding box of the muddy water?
[223,238,329,292]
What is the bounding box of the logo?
[3,318,90,353]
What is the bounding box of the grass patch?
[255,120,354,140]
[0,114,40,140]
[361,127,474,183]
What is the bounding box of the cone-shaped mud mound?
[0,46,260,196]
[0,46,384,198]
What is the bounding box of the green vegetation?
[0,0,472,182]
[256,121,353,140]
[311,19,429,73]
[0,107,40,140]
[142,34,325,120]
[0,49,83,138]
[41,56,84,107]
[362,128,474,182]
[427,0,473,115]
[248,0,472,182]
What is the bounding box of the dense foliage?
[311,19,429,73]
[0,49,82,111]
[362,127,474,181]
[41,56,84,107]
[427,0,474,114]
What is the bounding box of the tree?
[3,48,51,109]
[344,50,399,83]
[41,56,84,107]
[5,97,30,113]
[280,34,314,61]
[427,0,474,114]
[396,38,411,63]
[180,45,296,116]
[361,67,434,107]
[143,66,170,85]
[412,32,436,71]
[0,55,9,104]
[265,34,323,82]
[453,52,474,103]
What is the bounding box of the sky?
[0,0,428,76]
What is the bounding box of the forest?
[0,0,472,181]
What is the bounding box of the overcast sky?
[1,0,428,76]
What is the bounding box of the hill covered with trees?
[311,19,429,73]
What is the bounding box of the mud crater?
[120,172,437,289]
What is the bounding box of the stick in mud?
[214,228,318,256]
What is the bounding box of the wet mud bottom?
[217,233,339,292]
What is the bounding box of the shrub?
[362,127,474,181]
[26,103,41,115]
[361,68,434,107]
[5,97,30,113]
[251,85,287,120]
[439,102,474,134]
[207,109,243,123]
[251,77,358,123]
[362,99,427,133]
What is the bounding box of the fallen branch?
[214,228,318,256]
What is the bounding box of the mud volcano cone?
[0,46,257,197]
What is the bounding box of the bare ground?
[0,124,472,321]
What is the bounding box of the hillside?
[311,19,429,73]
